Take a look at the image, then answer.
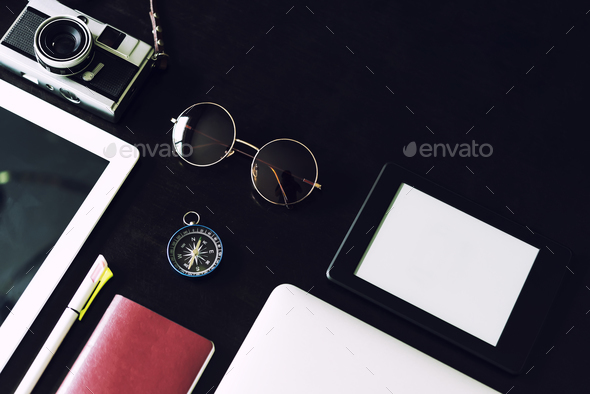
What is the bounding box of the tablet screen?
[355,183,539,346]
[0,107,108,326]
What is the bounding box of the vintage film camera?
[0,0,155,122]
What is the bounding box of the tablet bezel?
[327,162,570,374]
[0,79,139,371]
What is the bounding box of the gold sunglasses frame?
[171,102,321,207]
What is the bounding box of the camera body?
[0,0,154,122]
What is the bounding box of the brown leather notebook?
[57,295,214,394]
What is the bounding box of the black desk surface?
[1,1,589,393]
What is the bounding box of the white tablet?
[0,79,138,371]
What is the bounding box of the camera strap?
[149,0,168,70]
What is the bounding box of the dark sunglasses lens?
[172,103,235,166]
[251,139,317,205]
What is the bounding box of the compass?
[167,211,223,277]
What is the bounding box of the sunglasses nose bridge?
[235,139,259,152]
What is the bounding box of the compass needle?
[187,237,202,270]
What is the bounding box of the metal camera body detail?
[0,0,154,123]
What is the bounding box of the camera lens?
[34,16,93,76]
[51,33,78,57]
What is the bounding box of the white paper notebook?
[216,284,500,394]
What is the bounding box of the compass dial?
[167,225,223,277]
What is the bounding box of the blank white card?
[356,183,539,346]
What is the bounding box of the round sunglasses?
[171,102,321,208]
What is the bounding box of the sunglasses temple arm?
[236,139,320,193]
[304,180,322,190]
[175,126,322,193]
[270,167,291,209]
[236,139,321,188]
